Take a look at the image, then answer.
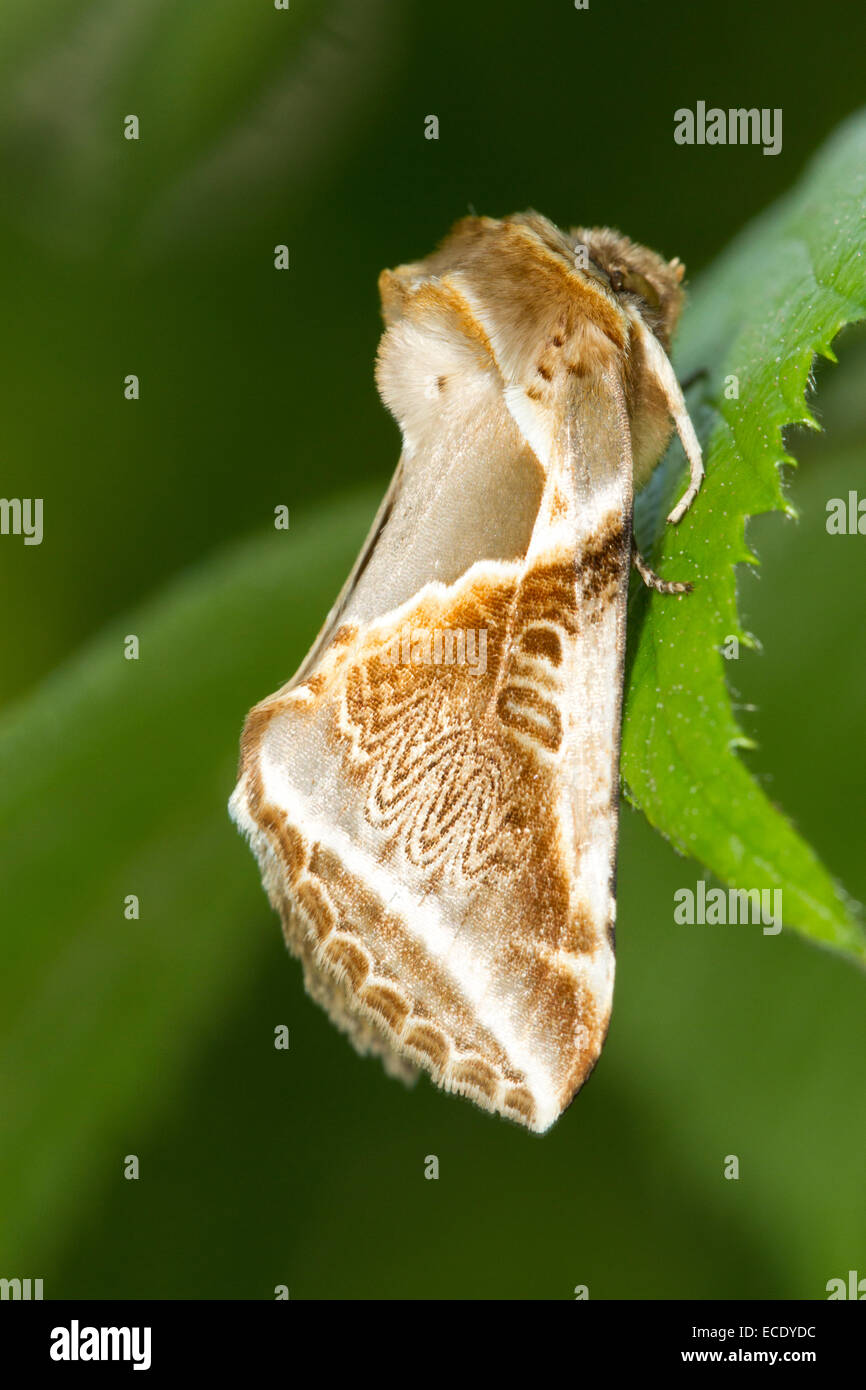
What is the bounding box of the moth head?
[572,226,686,351]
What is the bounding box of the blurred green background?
[0,0,863,1299]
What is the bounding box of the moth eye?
[609,268,625,292]
[621,270,660,309]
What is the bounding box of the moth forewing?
[230,211,702,1132]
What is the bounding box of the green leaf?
[626,110,866,965]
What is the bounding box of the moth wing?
[231,351,633,1132]
[289,458,407,690]
[232,221,639,1131]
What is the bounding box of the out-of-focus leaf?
[0,496,374,1267]
[0,0,401,259]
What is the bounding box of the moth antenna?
[631,315,704,524]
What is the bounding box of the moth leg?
[629,316,705,524]
[632,540,692,594]
[666,460,703,526]
[662,381,704,525]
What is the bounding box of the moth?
[230,212,703,1132]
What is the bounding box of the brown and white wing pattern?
[230,213,698,1132]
